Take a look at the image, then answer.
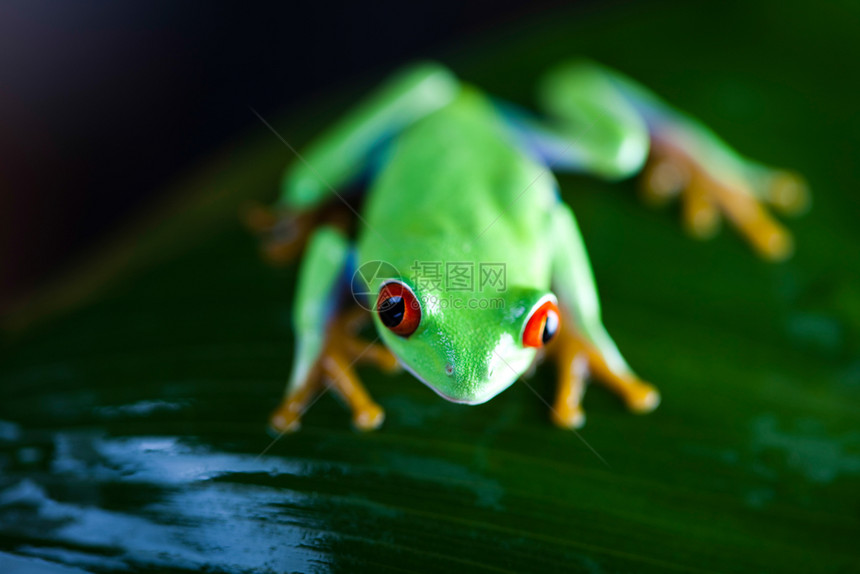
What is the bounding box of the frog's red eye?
[376,281,421,338]
[522,298,561,348]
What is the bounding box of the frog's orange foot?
[549,317,660,430]
[242,202,315,265]
[639,138,809,261]
[766,171,810,216]
[269,307,392,434]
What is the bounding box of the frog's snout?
[444,362,492,378]
[437,354,513,404]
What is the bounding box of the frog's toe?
[242,201,280,233]
[242,202,316,266]
[345,337,400,373]
[682,180,721,240]
[643,139,802,261]
[262,239,303,264]
[766,171,810,215]
[551,404,586,430]
[639,156,686,206]
[269,406,303,434]
[624,382,661,414]
[352,402,386,431]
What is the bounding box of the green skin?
[277,60,785,407]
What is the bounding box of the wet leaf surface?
[2,2,859,572]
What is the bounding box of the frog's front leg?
[548,204,659,428]
[270,226,397,433]
[272,306,397,432]
[549,311,658,428]
[530,59,808,260]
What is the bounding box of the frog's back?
[358,87,557,287]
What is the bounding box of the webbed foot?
[269,307,398,433]
[640,136,809,261]
[242,202,317,265]
[549,315,659,429]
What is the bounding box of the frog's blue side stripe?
[598,68,674,132]
[339,247,363,309]
[366,136,398,183]
[492,99,588,176]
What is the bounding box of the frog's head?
[370,279,560,404]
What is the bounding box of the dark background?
[0,0,585,313]
[1,2,858,572]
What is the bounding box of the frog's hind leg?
[271,306,398,433]
[243,203,320,265]
[548,203,659,428]
[640,132,807,259]
[532,59,809,260]
[270,227,397,433]
[248,62,460,265]
[242,200,351,265]
[278,62,460,210]
[273,306,398,432]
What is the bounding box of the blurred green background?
[1,1,858,572]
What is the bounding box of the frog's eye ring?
[376,281,421,338]
[522,297,561,348]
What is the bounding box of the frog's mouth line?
[397,360,510,406]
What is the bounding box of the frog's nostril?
[444,363,455,377]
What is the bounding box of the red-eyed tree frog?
[246,60,808,433]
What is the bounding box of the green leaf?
[2,2,858,572]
